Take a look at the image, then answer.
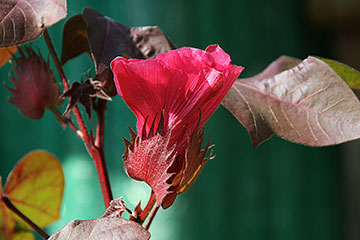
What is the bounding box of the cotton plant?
[0,1,360,240]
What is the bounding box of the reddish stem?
[94,99,113,206]
[2,195,49,239]
[43,29,69,91]
[44,29,113,208]
[139,191,156,223]
[144,202,160,230]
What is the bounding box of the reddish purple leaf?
[130,26,175,58]
[60,14,90,65]
[222,56,360,147]
[82,8,175,71]
[82,7,145,71]
[0,0,67,47]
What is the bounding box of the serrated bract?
[6,47,60,120]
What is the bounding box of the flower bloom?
[111,45,243,208]
[6,47,60,119]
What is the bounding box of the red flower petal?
[112,45,243,153]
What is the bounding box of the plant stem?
[144,202,160,230]
[43,29,113,208]
[139,191,156,223]
[2,195,49,239]
[94,99,113,206]
[48,106,83,138]
[43,29,69,91]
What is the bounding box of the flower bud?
[6,47,60,120]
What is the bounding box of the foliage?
[0,1,359,240]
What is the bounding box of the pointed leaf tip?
[223,56,360,147]
[0,0,67,47]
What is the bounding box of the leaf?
[0,0,67,47]
[82,8,175,71]
[49,217,150,240]
[245,56,301,82]
[60,14,90,65]
[222,56,360,147]
[61,78,111,120]
[0,177,15,240]
[317,57,360,89]
[11,232,34,240]
[0,150,64,239]
[82,7,145,71]
[130,26,176,58]
[0,46,17,67]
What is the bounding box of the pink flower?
[112,45,243,150]
[111,45,243,208]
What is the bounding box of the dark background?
[1,0,360,239]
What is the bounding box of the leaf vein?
[233,86,258,136]
[307,110,318,142]
[315,112,330,141]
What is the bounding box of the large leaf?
[222,56,360,147]
[82,8,175,71]
[49,198,149,240]
[60,14,90,65]
[82,7,145,71]
[49,218,150,240]
[0,0,67,47]
[0,150,64,239]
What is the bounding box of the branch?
[139,191,156,223]
[144,202,160,230]
[43,29,113,208]
[2,195,49,239]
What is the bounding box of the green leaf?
[0,150,65,239]
[317,57,360,89]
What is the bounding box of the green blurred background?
[1,0,360,239]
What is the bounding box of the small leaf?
[60,14,90,65]
[0,46,18,67]
[3,150,64,229]
[102,198,126,218]
[48,218,150,240]
[0,0,67,47]
[222,56,360,147]
[317,57,360,89]
[6,46,61,120]
[130,26,176,58]
[82,7,145,71]
[61,78,111,120]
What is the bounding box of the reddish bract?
[6,47,60,120]
[112,45,243,208]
